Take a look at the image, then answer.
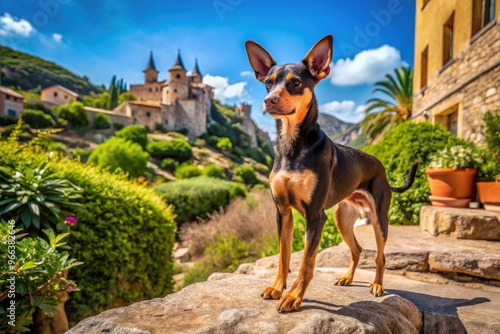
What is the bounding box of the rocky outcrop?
[68,273,422,334]
[420,206,500,240]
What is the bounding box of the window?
[176,74,181,79]
[421,46,428,89]
[472,0,496,36]
[146,111,151,117]
[54,92,58,97]
[6,95,9,100]
[174,89,177,93]
[447,111,458,136]
[149,87,152,92]
[65,95,68,99]
[7,109,16,117]
[443,12,454,66]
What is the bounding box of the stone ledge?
[420,205,500,240]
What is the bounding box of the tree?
[118,92,136,105]
[115,125,148,149]
[88,137,148,178]
[360,67,413,142]
[94,113,111,129]
[57,102,88,129]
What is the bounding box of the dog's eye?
[265,79,273,85]
[292,78,301,86]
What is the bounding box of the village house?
[41,84,79,106]
[0,86,24,118]
[412,0,500,144]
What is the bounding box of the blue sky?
[0,0,416,137]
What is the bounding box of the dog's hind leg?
[333,200,362,286]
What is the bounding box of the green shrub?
[72,148,93,163]
[174,163,202,179]
[291,209,341,252]
[24,101,54,118]
[206,135,219,147]
[233,165,258,186]
[21,109,56,129]
[166,132,189,140]
[0,141,176,323]
[114,125,148,149]
[56,102,88,129]
[254,163,270,175]
[155,176,245,224]
[229,182,247,199]
[147,139,193,162]
[89,137,148,178]
[0,115,18,126]
[113,122,124,130]
[216,137,232,151]
[160,158,178,172]
[93,113,111,129]
[364,121,463,225]
[203,164,226,179]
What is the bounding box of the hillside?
[0,45,103,95]
[317,112,366,148]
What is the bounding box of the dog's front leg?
[276,212,326,312]
[262,205,293,300]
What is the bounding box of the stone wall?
[413,22,500,144]
[175,100,207,139]
[129,82,164,102]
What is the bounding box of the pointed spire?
[143,51,157,72]
[170,49,186,71]
[192,58,202,77]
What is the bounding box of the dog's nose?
[264,94,279,107]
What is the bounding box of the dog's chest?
[270,170,318,208]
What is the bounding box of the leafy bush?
[56,102,88,129]
[21,109,56,129]
[364,121,463,225]
[0,141,176,323]
[229,182,247,199]
[24,101,55,120]
[147,139,193,162]
[155,176,245,224]
[429,143,484,169]
[89,137,149,178]
[114,125,148,149]
[0,224,82,332]
[174,163,202,179]
[480,110,500,180]
[113,122,124,130]
[216,137,232,151]
[0,115,18,126]
[292,209,341,252]
[93,113,111,130]
[233,165,258,186]
[202,164,226,179]
[160,158,178,172]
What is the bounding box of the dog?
[244,35,418,312]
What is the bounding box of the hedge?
[147,139,193,162]
[21,109,56,129]
[0,140,176,323]
[154,176,245,224]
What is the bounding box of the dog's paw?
[369,283,384,297]
[276,294,301,312]
[261,286,283,300]
[334,276,353,286]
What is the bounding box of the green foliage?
[115,125,148,149]
[216,137,232,151]
[0,157,83,234]
[182,262,215,287]
[203,164,226,179]
[0,115,17,126]
[0,45,103,95]
[113,122,124,131]
[205,234,252,271]
[0,223,82,332]
[118,92,136,105]
[56,102,89,129]
[229,183,247,199]
[147,139,193,163]
[484,110,500,158]
[291,209,342,252]
[174,163,202,179]
[93,113,111,130]
[233,165,258,186]
[155,176,245,224]
[0,141,176,323]
[89,137,149,178]
[429,143,484,169]
[364,121,463,225]
[160,158,178,172]
[21,109,56,129]
[24,101,54,117]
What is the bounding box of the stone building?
[127,50,213,139]
[0,86,24,117]
[412,0,500,144]
[236,102,258,147]
[41,85,79,106]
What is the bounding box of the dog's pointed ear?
[302,35,333,80]
[245,41,276,82]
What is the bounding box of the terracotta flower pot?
[477,182,500,205]
[425,168,477,207]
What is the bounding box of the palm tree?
[361,66,413,142]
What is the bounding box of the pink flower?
[65,216,77,226]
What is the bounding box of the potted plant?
[426,143,484,207]
[477,110,500,211]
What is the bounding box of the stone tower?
[190,58,202,84]
[164,50,188,105]
[143,51,158,83]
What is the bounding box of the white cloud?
[203,74,247,102]
[240,70,252,77]
[52,33,63,43]
[319,100,366,122]
[330,45,403,86]
[0,13,35,37]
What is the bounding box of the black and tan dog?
[245,35,418,312]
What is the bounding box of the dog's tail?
[390,161,419,193]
